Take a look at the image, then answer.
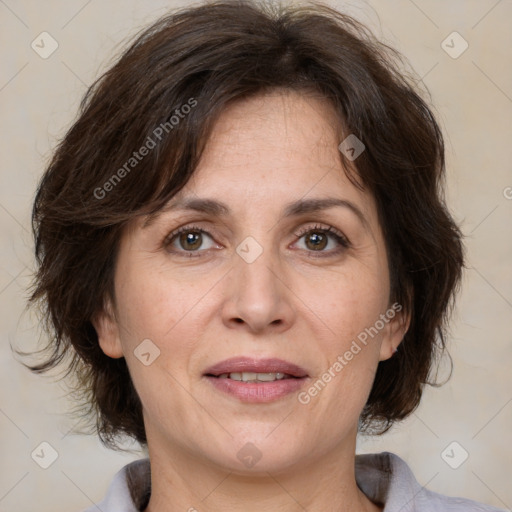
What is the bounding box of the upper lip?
[204,357,309,378]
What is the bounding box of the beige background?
[1,0,511,511]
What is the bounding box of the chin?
[207,433,308,475]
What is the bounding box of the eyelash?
[163,223,350,258]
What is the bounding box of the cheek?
[114,267,202,411]
[115,260,206,344]
[303,264,388,347]
[113,261,217,398]
[312,267,388,408]
[302,278,384,422]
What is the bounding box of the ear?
[91,296,124,359]
[379,303,410,362]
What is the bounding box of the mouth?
[211,371,301,382]
[203,357,309,402]
[204,356,309,378]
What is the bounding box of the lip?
[204,357,309,378]
[203,357,310,403]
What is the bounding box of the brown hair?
[20,0,464,449]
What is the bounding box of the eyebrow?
[143,196,370,231]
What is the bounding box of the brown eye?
[305,232,328,251]
[294,224,350,257]
[164,225,217,256]
[178,231,203,251]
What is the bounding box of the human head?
[24,0,464,451]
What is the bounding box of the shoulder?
[355,451,507,512]
[80,458,151,512]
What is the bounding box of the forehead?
[199,89,343,169]
[180,92,372,208]
[139,90,378,236]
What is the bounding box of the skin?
[93,90,409,512]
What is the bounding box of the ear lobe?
[379,305,410,362]
[91,297,124,359]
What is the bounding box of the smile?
[217,372,293,382]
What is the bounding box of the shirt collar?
[87,451,487,512]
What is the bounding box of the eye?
[293,224,350,256]
[163,225,218,257]
[163,223,350,258]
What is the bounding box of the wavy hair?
[19,0,464,449]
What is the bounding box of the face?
[94,90,408,473]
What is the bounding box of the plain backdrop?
[0,1,511,511]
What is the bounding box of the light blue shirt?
[83,451,507,511]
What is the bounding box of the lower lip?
[205,376,308,402]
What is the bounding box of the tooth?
[224,372,292,382]
[256,372,276,381]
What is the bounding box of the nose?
[221,242,296,334]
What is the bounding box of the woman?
[22,1,507,511]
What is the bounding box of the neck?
[143,433,382,512]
